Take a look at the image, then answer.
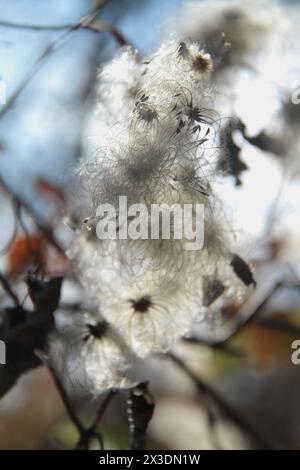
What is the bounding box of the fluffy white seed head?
[49,312,134,395]
[69,38,255,374]
[171,0,283,74]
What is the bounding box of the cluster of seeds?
[55,40,255,394]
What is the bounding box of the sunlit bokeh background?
[1,0,300,450]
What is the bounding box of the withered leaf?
[203,276,226,306]
[230,254,256,287]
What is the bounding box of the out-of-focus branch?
[0,271,20,306]
[36,350,86,438]
[255,316,300,336]
[0,277,62,399]
[0,19,78,31]
[0,1,108,31]
[0,3,130,118]
[0,199,18,256]
[91,390,115,430]
[184,314,300,352]
[127,382,155,450]
[84,19,130,47]
[0,175,65,255]
[36,350,115,450]
[169,353,276,449]
[190,279,300,347]
[75,390,115,450]
[0,5,100,118]
[0,11,130,46]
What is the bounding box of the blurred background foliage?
[1,0,300,450]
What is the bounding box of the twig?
[0,4,130,118]
[215,280,282,344]
[0,17,89,117]
[91,390,115,429]
[36,350,86,437]
[205,407,223,450]
[169,353,276,449]
[0,175,65,255]
[0,19,77,31]
[0,16,130,48]
[192,279,300,347]
[75,390,115,450]
[263,177,286,240]
[0,28,69,118]
[184,315,300,352]
[85,20,130,47]
[0,1,108,31]
[0,199,19,255]
[37,349,115,450]
[0,271,20,306]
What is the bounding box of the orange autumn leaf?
[7,234,46,277]
[35,178,65,204]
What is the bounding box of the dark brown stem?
[36,350,85,437]
[127,382,155,450]
[0,272,20,306]
[75,390,115,450]
[91,390,115,429]
[169,353,277,450]
[40,349,115,451]
[190,279,300,347]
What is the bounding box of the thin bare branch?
[0,19,76,31]
[0,199,19,256]
[0,3,130,118]
[36,350,86,436]
[0,175,65,255]
[191,278,300,347]
[0,271,20,306]
[0,1,108,31]
[75,390,115,450]
[91,390,115,429]
[169,353,276,449]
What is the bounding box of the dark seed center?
[86,321,108,339]
[130,295,152,313]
